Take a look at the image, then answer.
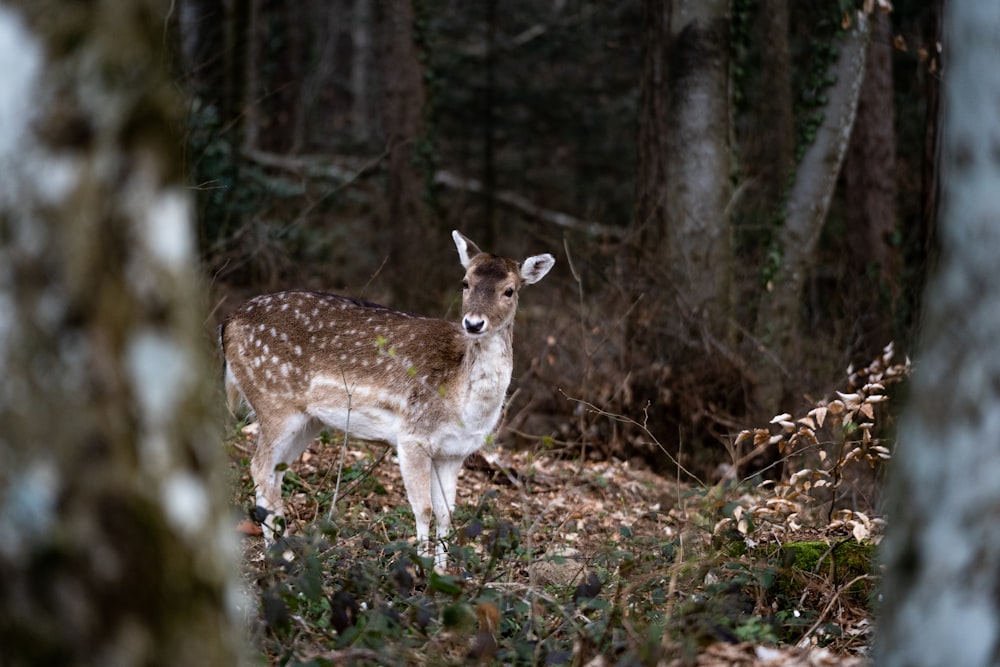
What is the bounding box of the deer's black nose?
[463,316,486,334]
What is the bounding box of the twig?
[336,445,392,499]
[560,390,705,487]
[329,372,355,522]
[797,574,872,647]
[797,537,852,609]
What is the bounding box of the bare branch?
[434,170,626,240]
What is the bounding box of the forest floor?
[228,423,878,667]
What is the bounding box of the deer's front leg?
[430,457,464,571]
[397,440,434,565]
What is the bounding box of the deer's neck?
[457,324,514,432]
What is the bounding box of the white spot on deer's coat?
[294,345,302,356]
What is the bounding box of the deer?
[220,231,555,571]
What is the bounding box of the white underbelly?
[306,404,402,445]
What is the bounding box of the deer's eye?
[462,279,470,289]
[504,287,514,297]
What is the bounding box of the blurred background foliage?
[174,0,940,484]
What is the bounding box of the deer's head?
[452,231,555,337]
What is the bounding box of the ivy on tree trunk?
[751,14,871,417]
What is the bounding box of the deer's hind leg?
[250,411,317,543]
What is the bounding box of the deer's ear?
[452,230,482,268]
[520,253,555,285]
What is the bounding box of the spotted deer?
[221,231,555,570]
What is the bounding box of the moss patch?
[756,540,875,604]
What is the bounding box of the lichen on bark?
[0,3,241,664]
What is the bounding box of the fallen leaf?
[237,519,263,536]
[853,522,869,542]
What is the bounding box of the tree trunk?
[243,0,264,152]
[0,3,240,664]
[751,14,871,417]
[633,0,670,246]
[743,0,794,226]
[351,0,379,147]
[177,0,227,109]
[844,8,898,349]
[380,0,438,311]
[625,0,671,368]
[248,0,300,153]
[664,0,732,345]
[877,3,1000,665]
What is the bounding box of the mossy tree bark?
[878,3,1000,665]
[750,15,871,418]
[0,2,240,664]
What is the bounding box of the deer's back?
[223,290,478,445]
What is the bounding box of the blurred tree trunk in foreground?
[878,2,1000,665]
[0,2,240,664]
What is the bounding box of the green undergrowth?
[232,346,908,663]
[238,470,877,666]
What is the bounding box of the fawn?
[221,231,555,570]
